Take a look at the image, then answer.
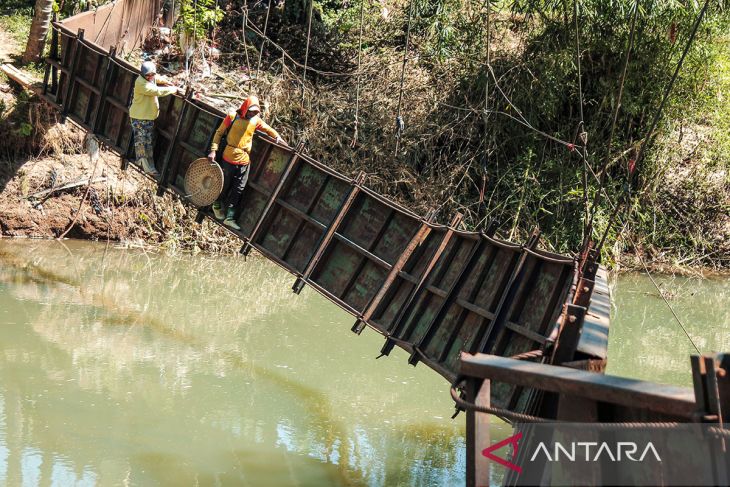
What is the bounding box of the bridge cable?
[394,0,416,156]
[301,0,315,104]
[596,0,711,257]
[585,0,639,237]
[93,0,116,44]
[573,0,590,244]
[351,0,366,146]
[241,0,252,77]
[478,0,492,220]
[255,0,272,82]
[243,16,400,77]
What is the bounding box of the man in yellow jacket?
[208,95,285,230]
[129,61,178,177]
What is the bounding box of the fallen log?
[28,177,107,200]
[0,64,36,89]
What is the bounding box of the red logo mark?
[482,432,523,473]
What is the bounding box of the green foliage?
[0,5,33,46]
[18,122,33,137]
[178,0,224,40]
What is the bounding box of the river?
[0,239,727,486]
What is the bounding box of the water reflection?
[607,272,730,386]
[3,240,723,486]
[0,240,467,486]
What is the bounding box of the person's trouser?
[220,161,250,210]
[130,118,155,165]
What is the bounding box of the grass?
[0,7,33,49]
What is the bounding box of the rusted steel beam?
[459,353,697,418]
[43,15,59,97]
[572,277,595,308]
[60,29,84,121]
[472,230,541,355]
[91,46,115,132]
[241,144,304,251]
[380,213,463,356]
[409,236,487,366]
[352,209,436,335]
[292,172,367,294]
[333,233,392,271]
[551,304,586,365]
[158,92,191,194]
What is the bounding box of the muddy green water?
[0,240,727,486]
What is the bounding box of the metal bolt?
[583,286,590,293]
[568,315,577,323]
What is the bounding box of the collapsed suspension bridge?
[1,1,728,485]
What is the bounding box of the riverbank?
[0,9,726,273]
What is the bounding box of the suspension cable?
[573,0,590,243]
[631,0,711,180]
[255,0,272,82]
[597,0,712,257]
[302,0,315,103]
[352,0,366,146]
[479,0,492,216]
[241,0,252,76]
[394,0,416,156]
[587,0,639,234]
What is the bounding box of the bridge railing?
[40,21,608,413]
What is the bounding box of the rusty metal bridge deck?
[36,17,610,416]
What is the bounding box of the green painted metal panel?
[41,25,597,411]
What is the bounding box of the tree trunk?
[22,0,54,64]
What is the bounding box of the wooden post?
[465,378,491,487]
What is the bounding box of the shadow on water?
[0,239,467,486]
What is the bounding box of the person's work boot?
[212,201,225,220]
[140,157,159,177]
[223,208,241,231]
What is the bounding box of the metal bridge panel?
[40,25,594,398]
[371,211,420,265]
[311,240,364,301]
[338,193,392,251]
[251,156,349,272]
[310,177,352,225]
[395,235,477,344]
[280,163,329,220]
[342,260,389,311]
